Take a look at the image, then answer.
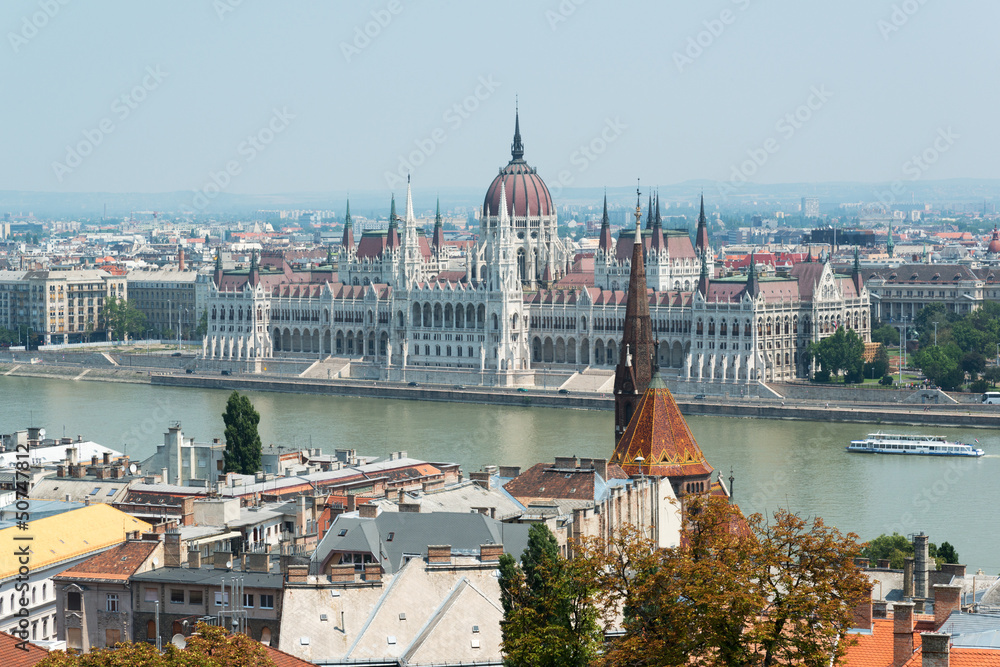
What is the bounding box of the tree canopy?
[36,623,273,667]
[100,296,147,341]
[498,523,602,667]
[222,391,263,475]
[554,496,870,667]
[860,532,960,569]
[807,325,865,383]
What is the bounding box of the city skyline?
[2,1,997,196]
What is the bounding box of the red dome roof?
[989,227,1000,254]
[483,112,554,218]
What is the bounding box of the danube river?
[2,376,998,573]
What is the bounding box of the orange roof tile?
[264,643,316,666]
[611,373,714,480]
[0,631,49,667]
[843,618,922,667]
[54,539,159,582]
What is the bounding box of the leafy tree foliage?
[870,323,900,347]
[222,391,262,474]
[914,344,965,390]
[807,326,865,383]
[100,296,147,341]
[861,533,959,570]
[194,310,209,338]
[36,622,273,667]
[498,523,601,667]
[961,351,986,380]
[936,541,960,565]
[984,366,1000,387]
[576,496,869,667]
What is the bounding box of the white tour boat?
[847,431,984,457]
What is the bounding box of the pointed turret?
[213,249,223,288]
[386,194,400,250]
[341,198,355,252]
[614,185,655,444]
[645,193,654,230]
[598,192,613,255]
[744,250,759,299]
[511,105,524,162]
[697,246,710,298]
[248,250,260,288]
[432,197,445,256]
[650,191,665,253]
[852,246,863,294]
[695,194,710,257]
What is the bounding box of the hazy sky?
[2,0,997,195]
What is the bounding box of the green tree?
[861,533,912,569]
[914,344,965,390]
[222,391,263,475]
[807,326,865,383]
[984,366,1000,388]
[100,296,147,341]
[579,496,869,667]
[936,541,959,565]
[870,323,900,347]
[36,622,274,667]
[194,310,209,338]
[961,351,986,381]
[499,523,601,667]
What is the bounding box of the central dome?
[483,112,554,218]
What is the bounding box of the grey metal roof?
[938,611,1000,639]
[131,565,283,589]
[311,511,530,574]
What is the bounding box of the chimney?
[91,454,99,466]
[286,564,309,584]
[553,456,578,469]
[188,548,202,569]
[904,558,915,598]
[364,564,382,583]
[427,545,452,565]
[873,600,888,619]
[933,584,962,628]
[921,633,950,667]
[164,529,183,567]
[103,452,112,465]
[893,601,915,667]
[914,533,930,599]
[346,495,356,513]
[358,503,377,519]
[940,563,966,579]
[327,564,355,583]
[398,502,420,513]
[854,557,870,568]
[469,471,492,490]
[246,553,269,573]
[878,559,891,569]
[57,465,65,478]
[852,584,873,631]
[66,447,78,465]
[84,496,90,506]
[479,544,503,563]
[498,466,520,478]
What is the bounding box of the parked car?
[517,387,529,393]
[558,389,570,394]
[694,394,706,400]
[408,381,419,387]
[221,370,231,376]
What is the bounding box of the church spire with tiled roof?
[598,191,613,256]
[613,183,655,444]
[611,370,718,497]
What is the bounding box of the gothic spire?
[341,198,355,251]
[387,194,400,250]
[745,250,759,298]
[432,197,445,256]
[599,191,613,254]
[695,193,710,256]
[248,249,260,288]
[511,104,524,161]
[697,246,710,298]
[645,193,654,230]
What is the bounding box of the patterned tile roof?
[843,618,922,667]
[610,373,714,479]
[54,538,159,582]
[502,462,601,506]
[0,631,48,667]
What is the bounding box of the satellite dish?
[152,558,158,567]
[129,463,138,475]
[38,428,46,439]
[226,560,233,569]
[171,634,187,649]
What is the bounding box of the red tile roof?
[843,618,921,667]
[0,631,49,667]
[611,373,714,479]
[503,462,602,505]
[55,539,160,582]
[264,643,317,666]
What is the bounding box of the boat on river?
[847,431,984,457]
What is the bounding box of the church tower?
[614,186,656,444]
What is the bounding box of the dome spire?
[511,100,524,161]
